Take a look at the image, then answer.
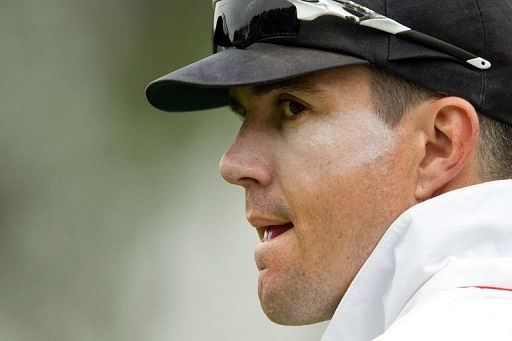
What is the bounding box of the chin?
[257,263,341,325]
[263,306,331,326]
[259,289,333,326]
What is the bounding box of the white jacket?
[322,180,512,341]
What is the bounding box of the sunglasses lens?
[213,0,299,50]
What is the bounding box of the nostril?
[238,176,261,186]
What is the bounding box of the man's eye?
[282,100,306,119]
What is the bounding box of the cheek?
[278,111,396,188]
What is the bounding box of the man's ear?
[415,97,480,201]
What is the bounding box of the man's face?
[219,66,419,325]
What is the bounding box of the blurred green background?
[0,1,326,340]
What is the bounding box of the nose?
[219,127,273,188]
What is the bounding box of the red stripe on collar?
[459,286,512,292]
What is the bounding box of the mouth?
[261,222,294,242]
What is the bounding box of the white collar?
[322,180,512,341]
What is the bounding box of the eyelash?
[277,96,308,121]
[228,95,308,122]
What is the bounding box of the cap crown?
[146,0,512,124]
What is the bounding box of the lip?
[247,214,293,241]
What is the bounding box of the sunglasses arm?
[287,0,491,70]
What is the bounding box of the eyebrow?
[228,78,323,116]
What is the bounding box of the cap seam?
[474,0,487,110]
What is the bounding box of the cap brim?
[146,43,368,112]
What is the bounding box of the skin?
[219,66,481,325]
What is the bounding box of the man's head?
[145,0,512,327]
[218,64,495,324]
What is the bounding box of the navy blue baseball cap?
[146,0,512,124]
